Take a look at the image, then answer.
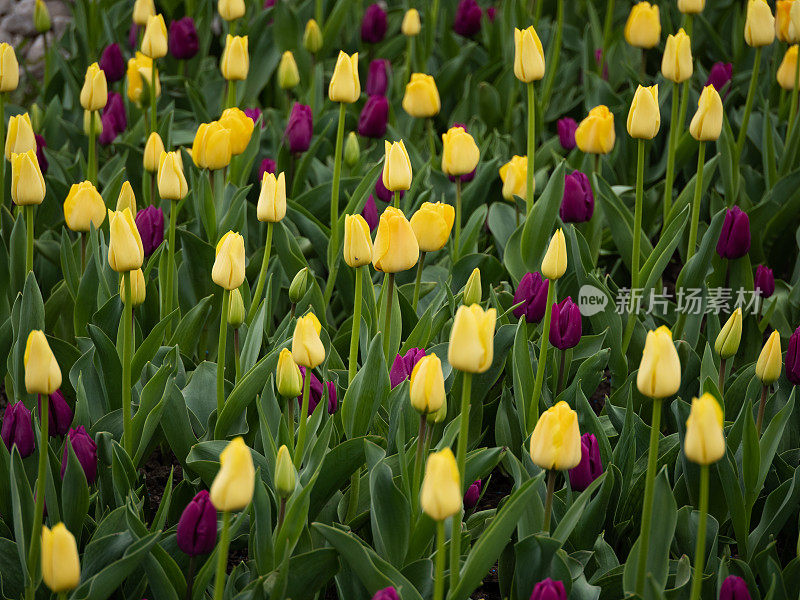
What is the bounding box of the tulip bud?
[372,588,400,600]
[144,132,164,172]
[220,107,255,155]
[218,0,245,21]
[684,393,725,465]
[209,436,255,512]
[420,448,461,520]
[557,117,577,150]
[135,205,164,256]
[212,231,246,290]
[499,155,528,201]
[390,348,426,388]
[513,272,549,322]
[43,390,72,437]
[361,3,388,44]
[169,17,199,60]
[777,0,800,43]
[0,43,19,92]
[10,149,45,206]
[303,19,323,53]
[292,313,325,368]
[448,304,496,373]
[745,0,776,46]
[1,402,34,457]
[409,353,446,414]
[409,202,455,252]
[177,490,217,556]
[627,84,660,139]
[221,35,249,81]
[560,171,594,223]
[192,121,232,171]
[514,26,545,82]
[637,326,681,399]
[678,0,705,13]
[716,206,750,259]
[550,297,582,350]
[60,426,98,483]
[275,445,296,498]
[382,140,413,192]
[80,63,108,112]
[108,208,144,272]
[778,45,800,89]
[6,113,36,160]
[786,326,800,386]
[64,181,106,232]
[156,151,188,201]
[575,105,616,154]
[715,308,742,359]
[402,73,440,118]
[227,288,245,328]
[142,14,168,59]
[99,43,125,83]
[707,62,733,94]
[259,157,276,179]
[365,59,390,96]
[720,576,752,600]
[344,131,360,167]
[41,523,80,592]
[541,229,567,280]
[624,2,661,49]
[661,29,693,83]
[25,330,61,395]
[343,214,373,268]
[288,268,310,304]
[115,181,137,215]
[362,195,378,231]
[530,401,582,470]
[285,103,313,153]
[756,330,782,384]
[120,268,146,306]
[328,51,360,103]
[454,0,482,37]
[441,126,480,177]
[277,51,300,90]
[463,479,482,509]
[530,579,567,600]
[460,268,482,307]
[402,9,421,36]
[755,265,775,298]
[100,93,127,145]
[295,367,337,415]
[277,347,304,397]
[373,207,419,273]
[257,171,287,223]
[689,85,723,142]
[568,433,603,491]
[126,52,160,106]
[34,0,51,33]
[133,0,155,25]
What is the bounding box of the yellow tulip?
[5,112,35,160]
[221,35,249,81]
[275,444,296,498]
[292,313,326,368]
[0,43,19,92]
[120,268,146,306]
[276,347,303,397]
[126,52,160,105]
[402,9,421,36]
[441,126,480,177]
[108,207,144,272]
[530,400,582,470]
[684,393,725,465]
[343,214,373,268]
[575,105,616,154]
[10,149,45,206]
[499,155,529,201]
[778,45,800,89]
[776,0,800,43]
[372,206,419,273]
[80,62,107,111]
[142,14,168,59]
[219,107,254,155]
[678,0,705,14]
[218,0,245,21]
[715,308,742,359]
[689,85,723,141]
[661,29,693,83]
[116,181,137,215]
[448,304,496,373]
[303,19,323,53]
[158,151,188,200]
[24,330,61,395]
[212,231,245,290]
[409,202,455,252]
[382,140,413,192]
[328,51,360,103]
[756,330,782,384]
[143,131,164,172]
[41,523,80,592]
[209,436,255,511]
[409,353,445,414]
[132,0,155,25]
[541,228,567,280]
[402,73,440,118]
[34,0,51,33]
[278,51,300,90]
[627,84,660,140]
[63,181,106,232]
[420,448,461,521]
[513,26,546,82]
[192,121,232,170]
[745,0,776,47]
[257,171,286,223]
[637,326,681,399]
[624,2,661,49]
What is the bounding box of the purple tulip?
[285,103,313,154]
[297,367,337,415]
[375,173,403,203]
[245,108,264,128]
[512,272,549,323]
[487,6,497,22]
[448,122,476,183]
[135,205,165,256]
[707,62,733,99]
[568,433,603,491]
[99,43,125,83]
[530,578,567,600]
[99,112,118,146]
[550,297,582,350]
[786,326,800,385]
[716,206,750,260]
[176,490,217,556]
[128,24,139,49]
[34,134,47,174]
[38,390,73,437]
[325,382,338,414]
[169,17,199,60]
[366,59,390,96]
[390,348,426,388]
[1,402,35,458]
[259,158,276,180]
[754,265,774,299]
[560,171,594,223]
[362,195,379,231]
[371,588,400,600]
[99,92,127,146]
[264,0,275,7]
[453,0,482,37]
[594,48,610,80]
[719,575,751,600]
[464,479,482,509]
[557,117,577,150]
[361,3,388,44]
[61,426,98,484]
[358,95,389,138]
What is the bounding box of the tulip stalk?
[756,384,769,435]
[528,280,555,432]
[246,221,274,324]
[226,80,236,109]
[412,414,427,513]
[216,289,230,421]
[0,92,5,207]
[427,118,436,162]
[449,371,472,590]
[542,469,557,533]
[453,177,462,261]
[294,369,311,468]
[330,103,346,262]
[122,271,133,455]
[635,397,663,596]
[734,48,762,193]
[663,82,680,223]
[87,110,97,185]
[382,273,395,363]
[25,205,34,272]
[24,393,48,600]
[212,511,232,600]
[688,464,710,600]
[788,51,800,148]
[348,265,363,383]
[599,0,615,76]
[150,60,157,135]
[164,201,179,339]
[525,82,536,215]
[686,142,706,260]
[541,0,563,111]
[718,358,727,395]
[412,252,426,311]
[622,139,646,354]
[433,520,446,600]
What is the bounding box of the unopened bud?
[344,131,360,167]
[463,268,482,306]
[289,267,310,303]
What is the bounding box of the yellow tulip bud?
[63,181,106,232]
[372,206,419,273]
[409,353,445,414]
[34,0,51,33]
[116,181,137,215]
[221,35,249,81]
[624,2,661,49]
[10,149,45,206]
[684,393,725,465]
[420,448,461,521]
[448,304,496,373]
[541,228,567,279]
[219,107,254,155]
[142,14,168,59]
[108,207,144,272]
[132,0,155,25]
[343,214,373,268]
[275,445,296,498]
[637,326,681,399]
[463,267,482,306]
[661,29,693,83]
[715,308,742,359]
[126,52,160,105]
[745,0,776,47]
[276,347,303,397]
[83,109,102,137]
[402,73,440,118]
[328,51,360,103]
[382,140,413,192]
[228,288,245,327]
[209,436,255,512]
[303,19,323,53]
[24,330,61,395]
[344,131,360,167]
[756,330,782,384]
[41,523,80,593]
[120,268,146,306]
[778,45,800,89]
[143,132,164,172]
[212,231,246,290]
[292,313,325,368]
[80,62,108,111]
[158,151,188,200]
[257,171,287,223]
[627,84,660,140]
[499,155,529,201]
[6,113,36,160]
[402,9,421,36]
[441,126,480,177]
[575,105,616,154]
[678,0,705,14]
[218,0,245,21]
[514,26,545,82]
[192,121,232,170]
[689,85,723,142]
[530,400,582,470]
[776,0,800,43]
[278,51,300,90]
[409,201,455,252]
[0,43,19,92]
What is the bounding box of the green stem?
[330,102,346,262]
[718,358,726,396]
[434,520,446,600]
[0,92,5,207]
[678,78,689,142]
[528,280,555,433]
[788,45,800,148]
[294,369,311,468]
[663,82,680,224]
[164,200,178,339]
[412,415,427,514]
[315,0,323,21]
[150,59,157,135]
[382,272,394,363]
[427,118,436,161]
[345,468,361,521]
[88,110,97,185]
[734,47,762,178]
[526,82,536,215]
[25,393,48,600]
[687,142,706,260]
[286,394,295,453]
[635,397,663,596]
[246,221,273,324]
[756,384,768,436]
[600,0,615,75]
[233,329,240,382]
[122,272,133,455]
[216,289,230,421]
[412,252,426,311]
[454,176,462,261]
[348,265,363,383]
[226,80,236,109]
[212,511,232,600]
[541,0,563,111]
[689,465,710,600]
[542,469,556,533]
[25,204,34,273]
[404,37,412,87]
[393,189,399,209]
[622,139,646,354]
[450,371,472,591]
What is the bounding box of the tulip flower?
[0,43,18,92]
[259,158,276,180]
[158,151,188,200]
[248,171,285,324]
[133,0,154,25]
[108,208,144,273]
[285,103,313,153]
[420,448,461,521]
[344,131,360,168]
[40,389,72,437]
[557,117,577,150]
[343,213,372,270]
[756,329,782,385]
[6,113,36,160]
[449,304,496,376]
[288,268,310,306]
[560,171,594,223]
[135,205,164,256]
[707,62,733,96]
[402,9,421,36]
[462,268,482,306]
[296,367,337,415]
[177,490,217,556]
[361,3,387,44]
[192,121,232,171]
[716,206,750,260]
[755,265,775,300]
[210,436,255,511]
[99,43,125,82]
[25,330,61,396]
[142,14,167,59]
[568,433,603,491]
[441,126,480,206]
[575,105,615,154]
[678,0,705,13]
[540,229,566,280]
[278,51,300,90]
[126,52,160,106]
[275,349,303,406]
[64,180,106,239]
[358,95,389,138]
[366,59,389,96]
[169,17,199,60]
[1,402,34,457]
[745,0,776,46]
[720,576,752,600]
[778,45,800,91]
[499,155,528,207]
[463,479,482,509]
[628,85,660,140]
[715,308,742,393]
[777,0,800,42]
[100,92,127,145]
[390,348,426,388]
[361,195,378,231]
[219,0,245,21]
[80,62,108,112]
[41,523,80,593]
[219,107,254,156]
[143,131,164,174]
[60,425,98,483]
[410,202,455,253]
[624,2,661,49]
[409,353,445,415]
[662,29,693,84]
[11,149,45,270]
[530,579,567,600]
[292,313,325,465]
[275,445,296,502]
[329,51,361,103]
[513,272,549,323]
[303,19,323,53]
[550,297,581,352]
[382,141,413,200]
[402,73,440,118]
[453,0,482,37]
[221,35,248,108]
[786,326,800,386]
[688,85,724,145]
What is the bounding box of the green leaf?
[520,161,566,273]
[341,333,389,439]
[61,438,90,537]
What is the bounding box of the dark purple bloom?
[135,205,165,256]
[259,158,276,180]
[375,173,403,203]
[530,578,567,600]
[719,575,751,600]
[99,92,127,146]
[707,62,733,99]
[390,348,426,388]
[263,0,275,7]
[297,367,336,415]
[61,426,98,484]
[245,108,264,128]
[447,122,476,183]
[176,490,217,556]
[593,48,609,80]
[285,103,313,154]
[99,112,118,146]
[453,0,482,37]
[716,206,750,260]
[487,6,497,21]
[34,134,47,174]
[361,3,388,44]
[169,17,199,60]
[362,195,378,231]
[1,402,34,458]
[754,265,774,299]
[358,95,389,138]
[38,390,73,437]
[371,588,400,600]
[560,171,594,223]
[568,433,603,491]
[557,118,577,150]
[786,326,800,386]
[512,272,549,323]
[128,24,139,49]
[366,59,390,96]
[325,382,338,414]
[550,297,582,350]
[99,43,125,83]
[464,479,482,509]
